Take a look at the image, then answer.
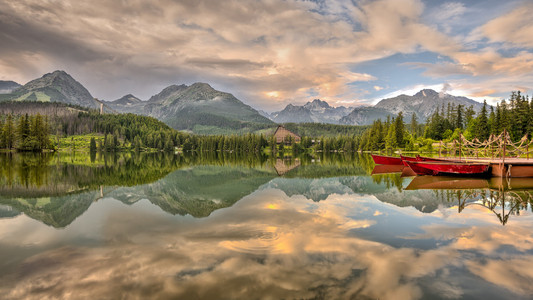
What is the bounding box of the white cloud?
[0,0,530,110]
[481,2,533,48]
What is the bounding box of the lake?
[1,152,533,299]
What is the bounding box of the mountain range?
[0,71,273,134]
[341,89,484,125]
[265,99,353,124]
[263,90,484,126]
[0,70,487,133]
[350,89,483,125]
[105,82,274,134]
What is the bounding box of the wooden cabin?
[273,125,301,144]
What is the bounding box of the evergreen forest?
[0,91,531,154]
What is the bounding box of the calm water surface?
[1,152,533,299]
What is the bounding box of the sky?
[0,0,532,111]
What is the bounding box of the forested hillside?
[358,91,532,151]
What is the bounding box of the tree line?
[425,91,532,142]
[1,91,530,153]
[358,91,533,151]
[0,113,52,151]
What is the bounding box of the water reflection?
[405,176,533,225]
[2,153,533,299]
[2,179,533,299]
[0,152,372,227]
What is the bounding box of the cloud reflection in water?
[1,185,533,299]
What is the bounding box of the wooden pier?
[435,129,533,178]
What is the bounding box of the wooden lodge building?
[273,125,301,144]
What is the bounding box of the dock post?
[502,129,506,177]
[458,134,462,161]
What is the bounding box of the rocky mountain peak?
[8,70,98,109]
[111,94,142,105]
[415,89,439,98]
[190,82,214,91]
[268,98,352,124]
[304,99,331,110]
[148,84,187,102]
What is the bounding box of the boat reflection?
[406,176,489,190]
[371,165,416,177]
[406,176,533,225]
[371,164,404,175]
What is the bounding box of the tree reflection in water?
[405,176,533,225]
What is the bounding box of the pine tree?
[0,118,4,148]
[3,114,15,149]
[385,123,397,150]
[409,113,418,136]
[17,114,30,147]
[133,135,142,152]
[474,100,489,141]
[164,135,174,152]
[90,137,97,152]
[455,104,463,130]
[394,112,405,147]
[465,105,475,128]
[488,106,496,135]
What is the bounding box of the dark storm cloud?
[0,10,109,79]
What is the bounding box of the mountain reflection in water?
[1,153,533,299]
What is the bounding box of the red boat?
[400,155,450,162]
[418,155,459,162]
[400,155,442,167]
[404,161,490,176]
[371,154,403,165]
[403,161,434,175]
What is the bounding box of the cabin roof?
[273,125,300,138]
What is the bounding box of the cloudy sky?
[0,0,532,111]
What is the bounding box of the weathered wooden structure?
[273,125,301,144]
[436,129,533,177]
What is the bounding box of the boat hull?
[404,161,434,175]
[400,155,452,167]
[405,161,490,176]
[371,154,403,165]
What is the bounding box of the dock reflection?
[405,176,533,225]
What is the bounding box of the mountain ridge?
[1,70,102,109]
[340,89,485,125]
[0,70,488,132]
[268,99,353,124]
[107,81,274,134]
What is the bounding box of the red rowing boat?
[418,155,459,162]
[404,161,490,176]
[371,154,403,165]
[400,155,447,167]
